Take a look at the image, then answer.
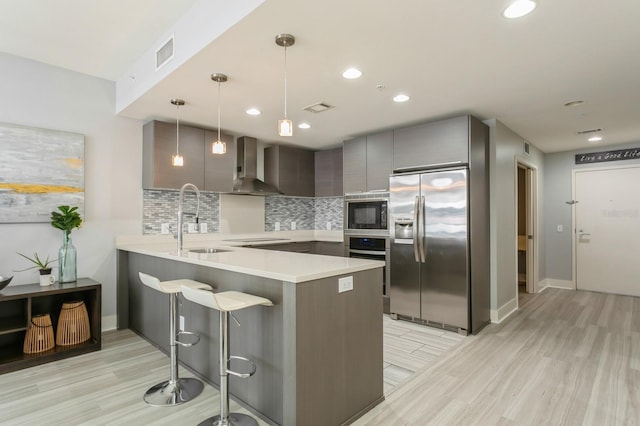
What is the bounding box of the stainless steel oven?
[344,192,389,235]
[348,235,390,313]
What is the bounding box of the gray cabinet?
[393,115,469,171]
[204,130,235,192]
[142,120,234,191]
[314,147,343,197]
[143,121,205,189]
[343,131,393,194]
[264,145,315,197]
[365,131,393,191]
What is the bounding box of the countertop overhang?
[116,231,384,283]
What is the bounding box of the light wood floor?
[3,288,638,425]
[356,288,640,425]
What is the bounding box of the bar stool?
[181,285,273,426]
[139,272,210,406]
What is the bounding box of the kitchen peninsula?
[116,232,384,426]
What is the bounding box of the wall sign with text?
[575,148,640,165]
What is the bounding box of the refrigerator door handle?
[413,195,420,262]
[419,194,426,263]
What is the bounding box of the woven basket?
[56,301,91,346]
[23,314,55,354]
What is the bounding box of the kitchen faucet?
[176,183,201,254]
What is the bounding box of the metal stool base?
[144,377,204,406]
[197,413,259,426]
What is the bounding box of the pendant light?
[210,73,228,155]
[171,98,185,167]
[275,34,295,137]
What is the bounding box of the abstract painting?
[0,122,84,223]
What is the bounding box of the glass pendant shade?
[278,119,293,137]
[212,140,227,154]
[171,154,184,166]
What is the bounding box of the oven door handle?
[349,249,386,256]
[413,195,420,262]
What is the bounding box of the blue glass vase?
[58,233,77,283]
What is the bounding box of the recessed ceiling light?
[246,108,261,116]
[298,123,311,129]
[587,136,603,142]
[342,68,362,79]
[564,100,584,107]
[393,94,410,103]
[503,0,536,18]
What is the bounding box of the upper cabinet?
[393,115,469,171]
[343,131,393,194]
[314,147,343,197]
[142,120,234,191]
[143,121,205,189]
[203,130,235,192]
[264,145,315,197]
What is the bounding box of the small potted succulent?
[15,252,57,286]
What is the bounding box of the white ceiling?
[2,0,640,153]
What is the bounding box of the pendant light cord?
[176,104,180,154]
[284,45,288,118]
[217,81,221,141]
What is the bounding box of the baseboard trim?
[490,297,518,324]
[102,314,117,332]
[536,279,549,293]
[543,278,575,290]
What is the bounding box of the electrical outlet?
[200,223,208,233]
[326,221,332,230]
[291,221,296,231]
[187,223,197,233]
[179,315,185,331]
[161,223,170,234]
[339,276,353,293]
[557,224,563,232]
[275,222,280,231]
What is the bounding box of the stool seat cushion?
[181,287,273,312]
[139,272,210,294]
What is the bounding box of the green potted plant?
[51,205,83,283]
[15,252,57,286]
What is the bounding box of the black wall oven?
[344,193,389,235]
[348,236,390,313]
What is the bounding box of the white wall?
[486,119,545,319]
[544,141,640,282]
[0,53,143,328]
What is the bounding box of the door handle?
[578,229,591,237]
[419,195,426,263]
[413,195,420,262]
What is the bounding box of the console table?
[0,278,101,374]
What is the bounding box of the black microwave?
[345,198,388,232]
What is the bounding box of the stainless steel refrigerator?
[389,167,489,335]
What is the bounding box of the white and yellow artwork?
[0,122,84,223]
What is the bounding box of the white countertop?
[116,231,384,283]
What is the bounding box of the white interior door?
[575,166,640,296]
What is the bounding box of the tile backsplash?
[143,190,343,234]
[143,190,220,234]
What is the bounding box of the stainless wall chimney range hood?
[232,136,281,195]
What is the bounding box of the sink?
[188,248,230,254]
[222,237,290,243]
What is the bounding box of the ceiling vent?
[303,102,334,113]
[155,34,174,71]
[577,128,603,135]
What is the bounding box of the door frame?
[571,163,640,290]
[515,158,539,296]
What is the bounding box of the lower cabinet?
[0,278,101,374]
